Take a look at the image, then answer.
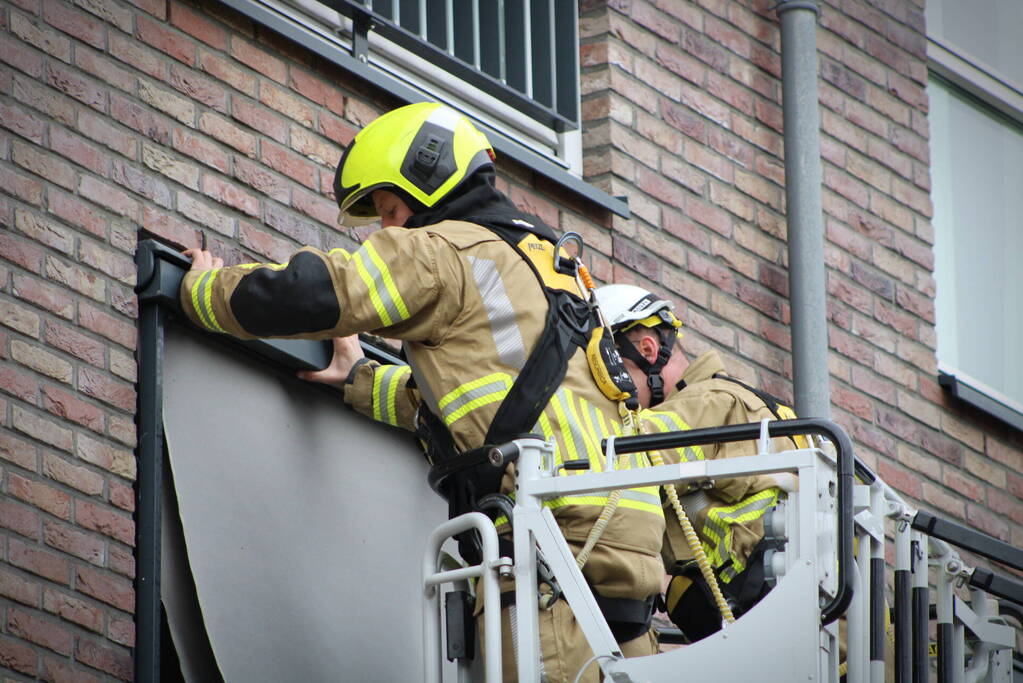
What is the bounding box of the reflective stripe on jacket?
[180,219,664,600]
[645,350,795,582]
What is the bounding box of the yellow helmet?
[332,102,495,226]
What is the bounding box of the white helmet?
[594,284,683,407]
[594,284,681,333]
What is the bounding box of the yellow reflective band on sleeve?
[190,270,226,333]
[353,241,409,327]
[372,365,411,426]
[438,373,513,427]
[702,488,780,581]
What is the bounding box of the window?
[927,0,1023,425]
[255,0,582,173]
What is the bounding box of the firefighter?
[180,102,664,681]
[594,283,802,642]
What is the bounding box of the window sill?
[218,0,630,219]
[938,365,1023,433]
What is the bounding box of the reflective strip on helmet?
[438,373,513,427]
[190,269,226,333]
[372,364,411,427]
[702,488,780,580]
[468,256,527,370]
[352,241,409,327]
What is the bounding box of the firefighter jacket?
[641,350,797,584]
[179,216,665,602]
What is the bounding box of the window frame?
[927,24,1023,431]
[216,0,629,216]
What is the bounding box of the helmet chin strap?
[616,326,678,407]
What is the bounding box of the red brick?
[263,203,319,246]
[290,67,345,116]
[77,175,139,222]
[965,502,1009,542]
[129,0,167,20]
[168,62,228,113]
[318,111,358,147]
[230,36,286,84]
[0,497,41,540]
[109,94,169,147]
[176,190,236,236]
[199,111,256,156]
[44,61,104,112]
[0,566,40,606]
[0,165,44,206]
[261,141,317,189]
[239,221,294,263]
[171,2,228,49]
[0,100,46,144]
[77,367,135,413]
[107,30,165,80]
[203,174,259,216]
[43,588,103,633]
[11,273,72,319]
[0,292,42,335]
[0,360,41,403]
[74,45,135,93]
[0,31,44,78]
[44,257,106,303]
[75,499,133,546]
[10,471,71,520]
[141,205,201,249]
[198,49,257,96]
[108,617,134,646]
[44,1,105,48]
[234,156,289,203]
[895,284,934,323]
[74,565,133,612]
[43,520,104,566]
[137,13,195,65]
[259,82,315,127]
[78,303,136,350]
[76,433,135,480]
[171,127,229,173]
[13,404,73,452]
[75,637,132,680]
[109,481,135,513]
[10,11,71,62]
[10,537,70,584]
[41,386,104,434]
[44,321,104,367]
[48,188,106,239]
[0,633,38,676]
[43,656,105,683]
[292,186,337,226]
[75,110,136,161]
[0,430,38,470]
[13,209,74,261]
[79,240,135,285]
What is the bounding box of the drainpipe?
[777,0,831,419]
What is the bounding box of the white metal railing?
[421,421,1022,682]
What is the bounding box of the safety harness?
[410,208,658,643]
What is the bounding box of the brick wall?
[579,0,1023,559]
[0,0,1020,677]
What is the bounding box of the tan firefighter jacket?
[180,220,665,601]
[641,350,797,584]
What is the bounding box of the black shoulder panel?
[230,251,341,337]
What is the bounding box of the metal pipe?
[894,516,913,683]
[776,0,830,419]
[911,533,929,683]
[869,484,886,683]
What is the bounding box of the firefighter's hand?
[183,248,223,271]
[298,335,365,389]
